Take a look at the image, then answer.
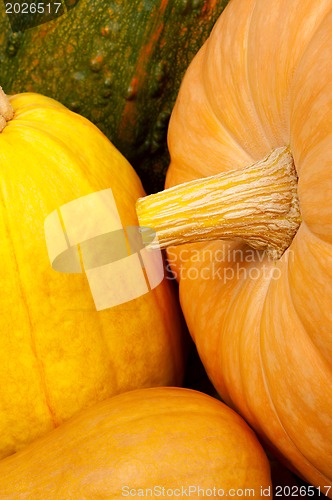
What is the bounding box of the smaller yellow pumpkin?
[0,88,185,460]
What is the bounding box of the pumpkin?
[0,0,229,193]
[136,0,332,491]
[0,88,186,461]
[0,387,272,498]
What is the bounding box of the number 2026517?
[5,3,62,14]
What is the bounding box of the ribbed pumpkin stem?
[136,147,301,260]
[0,86,14,132]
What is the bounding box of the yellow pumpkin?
[137,0,332,491]
[0,387,272,498]
[0,89,185,460]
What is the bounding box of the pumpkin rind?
[0,92,185,460]
[0,387,272,498]
[165,0,332,490]
[0,0,229,192]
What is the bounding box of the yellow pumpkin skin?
[165,0,332,490]
[0,92,185,460]
[0,387,272,498]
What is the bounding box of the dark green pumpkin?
[0,0,228,192]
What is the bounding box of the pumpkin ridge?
[229,262,272,412]
[258,343,331,487]
[205,0,271,154]
[244,0,275,151]
[285,228,332,367]
[258,258,332,481]
[198,3,262,161]
[227,277,329,485]
[258,358,332,486]
[198,252,272,410]
[0,185,58,429]
[201,53,255,163]
[289,5,332,95]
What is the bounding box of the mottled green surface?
[0,0,229,192]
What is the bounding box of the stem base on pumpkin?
[136,147,301,260]
[0,86,14,132]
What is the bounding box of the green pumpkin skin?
[0,0,229,192]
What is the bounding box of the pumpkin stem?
[136,147,301,259]
[0,86,14,132]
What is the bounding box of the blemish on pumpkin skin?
[118,0,169,140]
[101,25,110,37]
[37,26,48,38]
[89,54,104,72]
[126,77,139,101]
[200,0,218,15]
[119,15,167,137]
[103,75,112,88]
[31,74,42,84]
[159,37,167,49]
[144,23,164,57]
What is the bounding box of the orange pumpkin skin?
[165,0,332,491]
[0,387,271,498]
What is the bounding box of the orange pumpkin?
[0,387,272,498]
[137,0,332,491]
